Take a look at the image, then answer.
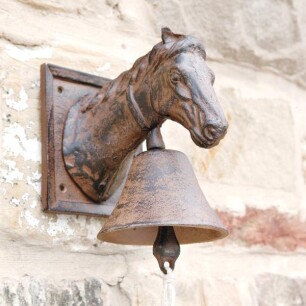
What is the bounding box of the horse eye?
[170,72,181,84]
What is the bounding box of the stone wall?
[0,0,305,305]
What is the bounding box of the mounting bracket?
[40,64,129,216]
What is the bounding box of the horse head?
[62,27,229,203]
[148,28,228,148]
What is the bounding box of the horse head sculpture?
[63,28,228,202]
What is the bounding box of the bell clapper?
[153,227,179,306]
[153,226,181,274]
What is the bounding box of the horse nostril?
[203,123,228,141]
[203,125,217,141]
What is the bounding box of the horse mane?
[97,34,206,104]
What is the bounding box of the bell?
[98,127,228,273]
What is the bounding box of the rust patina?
[98,126,229,273]
[62,27,228,203]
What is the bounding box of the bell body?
[98,149,228,245]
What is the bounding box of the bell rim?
[98,223,228,245]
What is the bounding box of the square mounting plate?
[41,64,124,216]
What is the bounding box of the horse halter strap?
[127,85,153,131]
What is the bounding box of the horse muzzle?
[190,121,228,149]
[203,123,227,142]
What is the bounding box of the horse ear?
[162,27,175,44]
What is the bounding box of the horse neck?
[91,55,164,147]
[88,80,157,152]
[117,56,164,131]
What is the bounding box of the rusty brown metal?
[146,125,165,150]
[41,28,229,217]
[153,226,180,274]
[40,64,129,216]
[97,148,228,245]
[62,27,228,203]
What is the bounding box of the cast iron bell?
[98,126,228,273]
